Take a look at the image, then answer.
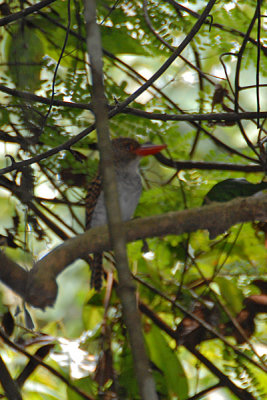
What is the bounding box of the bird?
[85,137,166,290]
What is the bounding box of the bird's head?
[111,137,166,165]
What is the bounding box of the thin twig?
[41,0,71,132]
[136,277,267,374]
[0,329,93,400]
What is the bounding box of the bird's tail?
[90,252,103,291]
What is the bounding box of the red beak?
[133,143,167,157]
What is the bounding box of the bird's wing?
[85,172,104,291]
[85,171,102,229]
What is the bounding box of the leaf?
[101,26,150,55]
[215,277,244,314]
[2,311,14,336]
[67,376,97,400]
[118,344,139,398]
[24,305,35,330]
[6,23,44,91]
[203,178,267,205]
[82,292,105,330]
[146,325,188,399]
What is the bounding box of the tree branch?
[0,0,218,177]
[2,84,266,122]
[0,356,22,400]
[139,302,257,400]
[0,0,57,27]
[0,194,266,309]
[189,347,256,400]
[0,85,267,122]
[0,329,94,400]
[155,153,263,172]
[83,1,159,399]
[0,251,28,301]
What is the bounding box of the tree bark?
[0,194,265,309]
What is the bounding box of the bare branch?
[0,194,263,309]
[139,302,257,399]
[0,356,22,400]
[2,84,266,122]
[0,0,57,27]
[83,0,159,398]
[16,345,54,388]
[155,153,263,172]
[164,0,267,56]
[0,329,94,400]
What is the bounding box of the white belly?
[90,172,142,228]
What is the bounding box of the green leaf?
[146,325,188,399]
[203,178,267,205]
[67,376,97,400]
[101,26,150,55]
[118,344,139,398]
[82,292,105,330]
[215,277,244,314]
[6,23,44,91]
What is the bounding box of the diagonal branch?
[0,0,217,177]
[0,194,266,309]
[139,302,258,399]
[0,329,93,400]
[0,356,22,400]
[0,0,57,27]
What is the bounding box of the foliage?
[0,0,266,399]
